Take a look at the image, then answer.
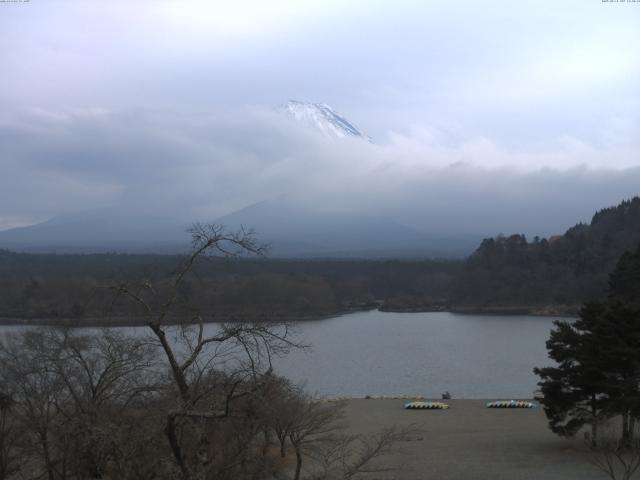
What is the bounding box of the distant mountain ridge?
[215,197,479,258]
[0,209,189,254]
[0,199,481,258]
[278,100,372,142]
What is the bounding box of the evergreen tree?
[535,245,640,444]
[534,302,610,444]
[598,300,640,444]
[609,244,640,307]
[604,245,640,443]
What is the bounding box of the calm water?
[0,311,565,399]
[272,311,561,399]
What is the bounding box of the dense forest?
[1,197,639,323]
[453,197,640,314]
[0,252,457,323]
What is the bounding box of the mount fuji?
[0,101,480,257]
[0,199,480,258]
[278,100,372,142]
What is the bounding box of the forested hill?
[0,251,458,323]
[1,197,639,323]
[451,197,640,314]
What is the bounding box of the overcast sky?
[1,0,639,234]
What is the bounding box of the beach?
[341,399,604,479]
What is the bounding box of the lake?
[272,310,562,399]
[0,310,565,399]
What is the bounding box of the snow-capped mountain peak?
[278,100,371,142]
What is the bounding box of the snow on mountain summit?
[278,100,371,142]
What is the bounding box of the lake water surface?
[272,310,562,399]
[0,311,565,399]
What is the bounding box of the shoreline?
[0,305,380,328]
[382,304,579,317]
[0,304,577,328]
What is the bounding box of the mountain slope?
[0,200,479,258]
[216,198,479,258]
[278,100,372,142]
[0,209,189,253]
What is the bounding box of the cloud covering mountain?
[0,105,638,252]
[0,0,638,253]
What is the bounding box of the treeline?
[452,197,640,314]
[1,196,639,322]
[0,251,458,323]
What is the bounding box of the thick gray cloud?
[1,106,638,238]
[0,1,638,234]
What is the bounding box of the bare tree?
[111,223,301,480]
[287,401,346,480]
[47,328,159,479]
[0,329,69,480]
[0,391,23,480]
[259,375,303,459]
[310,425,414,480]
[0,327,161,480]
[588,421,640,480]
[266,393,414,480]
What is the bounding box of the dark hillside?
[451,197,640,314]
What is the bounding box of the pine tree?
[534,301,610,444]
[535,244,640,444]
[609,245,640,307]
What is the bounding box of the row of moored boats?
[404,400,536,410]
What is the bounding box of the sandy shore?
[341,399,604,479]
